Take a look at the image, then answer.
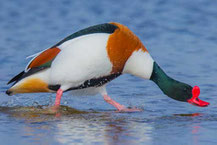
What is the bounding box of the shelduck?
[6,22,209,112]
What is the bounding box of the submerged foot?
[116,106,143,112]
[46,105,60,115]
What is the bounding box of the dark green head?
[150,62,209,107]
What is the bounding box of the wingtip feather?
[7,71,25,85]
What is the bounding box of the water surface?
[0,0,217,145]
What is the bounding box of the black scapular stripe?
[7,71,25,85]
[53,23,118,47]
[48,73,121,92]
[7,67,49,85]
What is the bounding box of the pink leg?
[54,89,63,107]
[103,94,142,112]
[47,89,63,115]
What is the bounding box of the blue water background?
[0,0,217,145]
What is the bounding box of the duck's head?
[187,86,210,107]
[169,84,209,107]
[161,83,210,107]
[151,62,210,107]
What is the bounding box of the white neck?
[123,49,154,79]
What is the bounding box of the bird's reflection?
[0,106,153,145]
[54,113,152,145]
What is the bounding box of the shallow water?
[0,0,217,145]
